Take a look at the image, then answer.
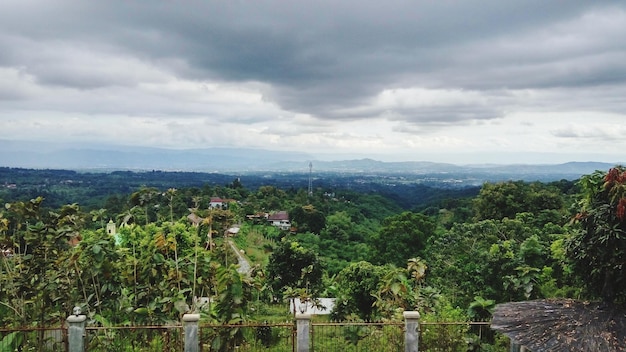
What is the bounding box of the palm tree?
[203,210,214,251]
[130,187,160,226]
[90,208,108,229]
[117,207,139,227]
[191,196,202,210]
[165,188,177,223]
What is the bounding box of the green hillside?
[3,166,626,350]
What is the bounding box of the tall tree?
[266,240,323,301]
[566,167,626,303]
[164,188,177,223]
[427,217,555,308]
[474,181,563,221]
[290,204,326,234]
[332,261,390,320]
[370,212,436,267]
[0,199,78,327]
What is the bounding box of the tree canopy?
[5,165,626,350]
[474,181,563,221]
[370,211,436,267]
[265,240,324,300]
[566,166,626,303]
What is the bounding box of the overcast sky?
[1,0,625,164]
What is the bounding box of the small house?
[209,197,224,209]
[268,211,291,230]
[187,212,203,227]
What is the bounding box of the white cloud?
[0,1,625,164]
[0,67,39,100]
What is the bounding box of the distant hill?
[0,140,620,181]
[0,140,313,172]
[263,159,616,183]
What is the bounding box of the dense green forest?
[2,166,625,350]
[0,167,479,211]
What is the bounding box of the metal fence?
[419,321,497,351]
[311,321,405,352]
[199,322,295,351]
[197,321,408,352]
[1,320,506,352]
[85,325,184,352]
[0,326,67,351]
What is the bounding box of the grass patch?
[232,224,278,268]
[250,304,293,323]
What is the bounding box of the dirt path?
[228,240,251,274]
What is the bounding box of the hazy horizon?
[1,139,624,170]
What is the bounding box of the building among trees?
[267,211,290,230]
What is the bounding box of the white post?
[66,313,87,352]
[403,311,420,352]
[183,313,201,352]
[296,312,311,352]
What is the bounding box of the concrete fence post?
[403,311,420,352]
[66,314,87,352]
[182,313,201,352]
[296,312,311,352]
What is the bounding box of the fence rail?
[419,321,496,351]
[0,326,67,351]
[85,325,184,352]
[1,314,509,352]
[312,321,404,352]
[200,322,295,351]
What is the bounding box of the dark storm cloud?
[0,0,625,125]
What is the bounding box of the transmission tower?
[308,162,313,196]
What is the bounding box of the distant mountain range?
[0,140,312,172]
[0,140,621,181]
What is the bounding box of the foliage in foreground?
[2,166,625,351]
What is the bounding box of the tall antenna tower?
[308,161,313,196]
